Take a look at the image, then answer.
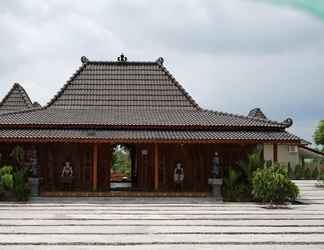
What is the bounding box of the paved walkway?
[294,180,324,204]
[0,182,323,250]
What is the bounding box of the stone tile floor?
[0,181,323,250]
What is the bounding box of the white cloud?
[0,0,323,143]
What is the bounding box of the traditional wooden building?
[0,55,301,196]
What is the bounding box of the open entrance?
[110,144,135,191]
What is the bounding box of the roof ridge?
[0,106,45,117]
[80,55,158,65]
[156,63,201,111]
[88,61,157,65]
[46,62,88,108]
[15,83,33,108]
[0,83,33,109]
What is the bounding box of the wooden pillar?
[92,144,98,191]
[273,144,278,162]
[154,143,159,191]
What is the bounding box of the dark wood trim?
[0,123,286,130]
[92,144,98,191]
[299,145,324,157]
[154,143,159,191]
[0,138,301,145]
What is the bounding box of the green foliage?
[314,120,324,146]
[294,164,305,180]
[14,169,30,201]
[0,165,30,201]
[222,167,250,201]
[10,145,25,168]
[238,150,264,185]
[252,165,299,204]
[312,167,319,179]
[0,165,13,176]
[112,146,131,177]
[0,166,14,190]
[222,149,264,202]
[1,174,13,189]
[304,167,312,180]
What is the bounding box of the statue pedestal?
[208,178,223,198]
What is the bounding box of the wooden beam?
[154,143,159,191]
[92,144,98,191]
[0,138,301,145]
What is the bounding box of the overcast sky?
[0,0,323,144]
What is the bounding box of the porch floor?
[40,191,209,197]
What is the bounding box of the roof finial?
[81,56,89,64]
[156,57,164,65]
[282,118,293,127]
[117,53,127,62]
[248,108,267,120]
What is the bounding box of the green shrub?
[0,166,13,176]
[0,166,14,190]
[10,146,25,168]
[222,167,251,201]
[14,169,30,201]
[312,168,319,179]
[239,150,264,185]
[304,168,312,180]
[222,149,264,202]
[0,165,31,201]
[1,174,14,189]
[294,164,305,180]
[252,165,299,204]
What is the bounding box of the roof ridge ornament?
[248,107,267,120]
[117,53,127,62]
[156,57,164,65]
[81,56,89,64]
[282,118,293,127]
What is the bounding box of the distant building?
[0,83,40,114]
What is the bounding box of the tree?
[112,146,131,177]
[314,120,324,148]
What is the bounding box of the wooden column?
[154,143,159,191]
[273,144,278,162]
[92,144,98,191]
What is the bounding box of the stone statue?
[61,161,73,177]
[211,152,220,178]
[174,162,184,191]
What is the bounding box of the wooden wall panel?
[97,144,112,191]
[28,142,257,193]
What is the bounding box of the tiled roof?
[0,128,301,143]
[0,56,298,143]
[47,56,199,110]
[0,108,288,129]
[0,83,34,114]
